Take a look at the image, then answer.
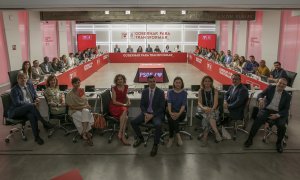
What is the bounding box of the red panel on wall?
[198,34,216,49]
[41,21,58,60]
[278,10,300,72]
[247,11,263,60]
[77,34,96,51]
[66,21,73,53]
[220,21,228,51]
[18,11,29,62]
[0,12,9,84]
[232,21,239,55]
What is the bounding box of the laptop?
[59,85,68,91]
[36,84,46,91]
[85,85,95,92]
[260,75,268,82]
[191,85,200,92]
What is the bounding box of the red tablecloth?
[187,54,268,90]
[109,52,187,63]
[41,54,109,87]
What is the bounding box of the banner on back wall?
[77,34,96,51]
[198,34,217,50]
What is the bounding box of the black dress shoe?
[244,138,253,148]
[150,144,158,157]
[276,143,283,153]
[35,136,44,145]
[133,138,144,148]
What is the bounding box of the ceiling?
[1,0,300,10]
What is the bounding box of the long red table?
[187,54,268,90]
[42,54,109,87]
[109,52,187,63]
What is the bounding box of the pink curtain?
[278,10,300,72]
[232,21,239,55]
[246,11,263,60]
[219,21,228,52]
[0,12,10,84]
[41,21,58,61]
[18,11,29,62]
[66,21,73,53]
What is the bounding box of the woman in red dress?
[109,74,131,145]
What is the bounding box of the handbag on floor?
[92,94,106,129]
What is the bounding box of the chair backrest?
[99,89,112,115]
[59,85,68,91]
[8,70,20,88]
[222,84,231,91]
[285,70,297,87]
[191,85,200,92]
[168,85,173,89]
[1,93,12,118]
[85,85,95,92]
[243,84,251,90]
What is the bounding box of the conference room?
[0,1,300,179]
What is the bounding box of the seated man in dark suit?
[244,78,291,153]
[268,61,288,83]
[40,56,55,74]
[224,73,249,121]
[131,75,165,156]
[114,44,121,53]
[145,44,153,52]
[8,73,53,145]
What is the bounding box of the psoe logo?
[82,35,91,40]
[202,35,211,40]
[84,62,93,71]
[207,63,212,70]
[121,32,127,39]
[196,57,202,63]
[69,72,77,80]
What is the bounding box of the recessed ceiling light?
[181,10,186,15]
[160,10,166,15]
[125,10,130,15]
[104,10,109,15]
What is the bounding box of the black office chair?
[285,70,297,87]
[196,91,224,140]
[222,84,231,91]
[59,85,68,91]
[224,92,254,140]
[191,85,200,92]
[43,95,70,138]
[1,93,29,143]
[8,70,20,88]
[85,85,96,92]
[161,106,192,145]
[99,89,127,143]
[144,84,149,89]
[262,119,288,146]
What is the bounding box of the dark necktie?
[147,89,153,113]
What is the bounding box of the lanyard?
[204,89,213,108]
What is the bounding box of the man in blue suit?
[8,73,52,145]
[244,78,291,153]
[224,73,249,121]
[224,50,233,65]
[131,75,165,156]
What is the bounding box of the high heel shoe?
[119,137,131,146]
